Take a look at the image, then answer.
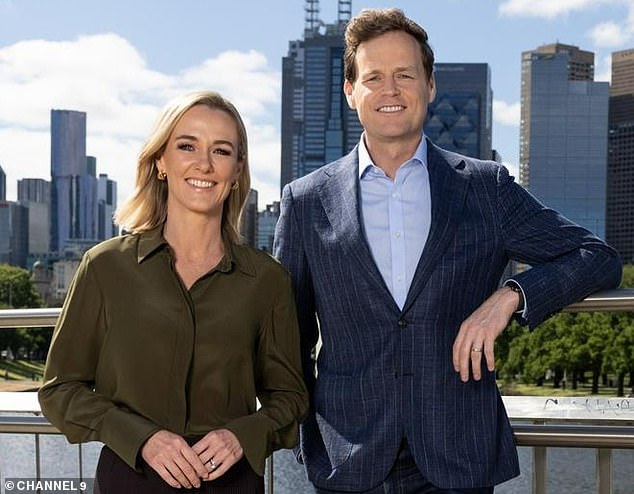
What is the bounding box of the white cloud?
[498,0,609,19]
[493,100,521,127]
[0,34,283,209]
[588,21,631,46]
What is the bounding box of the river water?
[1,434,633,493]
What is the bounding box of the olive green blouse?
[38,227,308,476]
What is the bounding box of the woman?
[38,91,308,493]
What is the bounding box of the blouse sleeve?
[224,269,309,476]
[38,253,160,469]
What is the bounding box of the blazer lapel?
[318,148,396,304]
[402,142,470,314]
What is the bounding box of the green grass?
[0,359,45,381]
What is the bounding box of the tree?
[0,264,46,360]
[0,264,43,309]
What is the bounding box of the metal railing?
[2,288,634,494]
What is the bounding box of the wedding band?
[471,347,482,352]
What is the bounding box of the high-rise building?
[425,63,492,159]
[519,43,609,238]
[0,164,6,201]
[0,200,28,268]
[257,201,280,253]
[17,178,51,256]
[50,110,99,252]
[607,48,634,263]
[97,173,118,240]
[280,0,361,192]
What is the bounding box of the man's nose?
[383,76,400,95]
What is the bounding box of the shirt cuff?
[504,279,528,318]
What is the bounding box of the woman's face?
[157,104,242,221]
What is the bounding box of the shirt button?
[395,231,401,238]
[398,319,408,328]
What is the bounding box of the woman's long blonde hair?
[114,90,250,244]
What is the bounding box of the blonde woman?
[39,91,308,493]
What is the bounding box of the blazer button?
[397,319,408,328]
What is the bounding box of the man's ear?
[343,79,355,109]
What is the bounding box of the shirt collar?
[358,133,428,179]
[136,225,254,276]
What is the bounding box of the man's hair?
[344,8,435,83]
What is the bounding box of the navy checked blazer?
[273,139,622,491]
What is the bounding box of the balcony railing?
[1,288,634,494]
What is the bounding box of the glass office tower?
[519,43,609,238]
[425,63,492,160]
[50,109,99,252]
[0,165,6,201]
[17,178,51,256]
[607,48,634,263]
[280,0,361,192]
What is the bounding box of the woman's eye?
[177,143,195,151]
[213,148,231,156]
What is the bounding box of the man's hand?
[192,429,244,481]
[141,429,208,488]
[452,286,521,382]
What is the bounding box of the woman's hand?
[141,429,208,488]
[192,429,244,480]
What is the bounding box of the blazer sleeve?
[496,164,622,328]
[273,184,320,397]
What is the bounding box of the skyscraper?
[17,178,51,256]
[97,173,118,240]
[0,200,28,268]
[0,165,6,201]
[519,43,609,238]
[50,110,99,252]
[257,201,280,253]
[425,63,492,160]
[280,0,361,192]
[607,48,634,263]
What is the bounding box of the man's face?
[344,30,435,148]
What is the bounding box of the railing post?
[267,454,274,494]
[533,446,547,494]
[35,432,41,479]
[79,443,84,481]
[596,448,612,494]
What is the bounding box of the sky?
[1,0,634,209]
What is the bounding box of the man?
[274,8,622,494]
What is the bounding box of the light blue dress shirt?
[358,136,431,310]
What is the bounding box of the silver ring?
[208,458,217,470]
[471,347,482,353]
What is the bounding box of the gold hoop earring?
[231,182,239,191]
[157,169,167,181]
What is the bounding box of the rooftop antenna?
[305,0,320,32]
[338,0,351,23]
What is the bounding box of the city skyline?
[1,0,634,208]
